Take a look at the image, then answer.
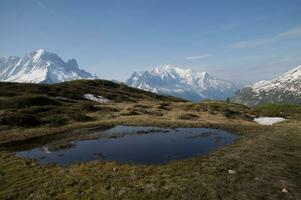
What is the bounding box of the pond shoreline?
[15,126,238,166]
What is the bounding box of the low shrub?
[79,102,99,112]
[0,95,61,109]
[224,108,240,118]
[0,112,42,127]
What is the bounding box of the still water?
[16,126,237,166]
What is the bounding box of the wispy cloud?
[32,0,46,9]
[231,26,301,49]
[32,0,55,15]
[277,27,301,39]
[185,54,211,60]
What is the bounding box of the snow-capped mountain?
[232,65,301,106]
[126,65,239,101]
[0,49,96,83]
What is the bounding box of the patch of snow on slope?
[254,117,286,125]
[83,94,110,103]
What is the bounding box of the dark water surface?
[16,126,238,166]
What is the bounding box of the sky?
[1,0,301,84]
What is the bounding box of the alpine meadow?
[0,1,300,200]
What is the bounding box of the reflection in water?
[16,126,238,166]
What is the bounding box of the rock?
[228,170,236,174]
[113,168,118,172]
[282,188,289,193]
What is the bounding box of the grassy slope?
[254,103,301,120]
[0,80,182,128]
[0,81,300,199]
[0,80,182,102]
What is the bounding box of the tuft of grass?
[94,105,120,113]
[69,112,94,122]
[185,100,256,120]
[178,113,199,120]
[158,102,171,110]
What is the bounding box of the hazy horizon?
[1,0,301,84]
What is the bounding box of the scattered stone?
[228,170,236,174]
[118,187,126,196]
[282,188,289,193]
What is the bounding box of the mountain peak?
[34,48,45,54]
[126,66,238,101]
[153,65,173,72]
[232,65,301,106]
[0,49,96,83]
[162,65,173,69]
[66,58,79,69]
[283,65,301,77]
[31,49,46,62]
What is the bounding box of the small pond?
[16,126,238,166]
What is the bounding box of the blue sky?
[1,0,301,84]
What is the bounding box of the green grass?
[0,95,62,109]
[0,122,300,199]
[0,80,300,199]
[0,80,183,128]
[184,100,257,120]
[178,113,199,120]
[255,103,301,120]
[0,80,183,103]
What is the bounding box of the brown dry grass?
[0,100,300,199]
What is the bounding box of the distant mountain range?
[232,65,301,106]
[0,49,96,83]
[1,49,300,105]
[126,65,239,101]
